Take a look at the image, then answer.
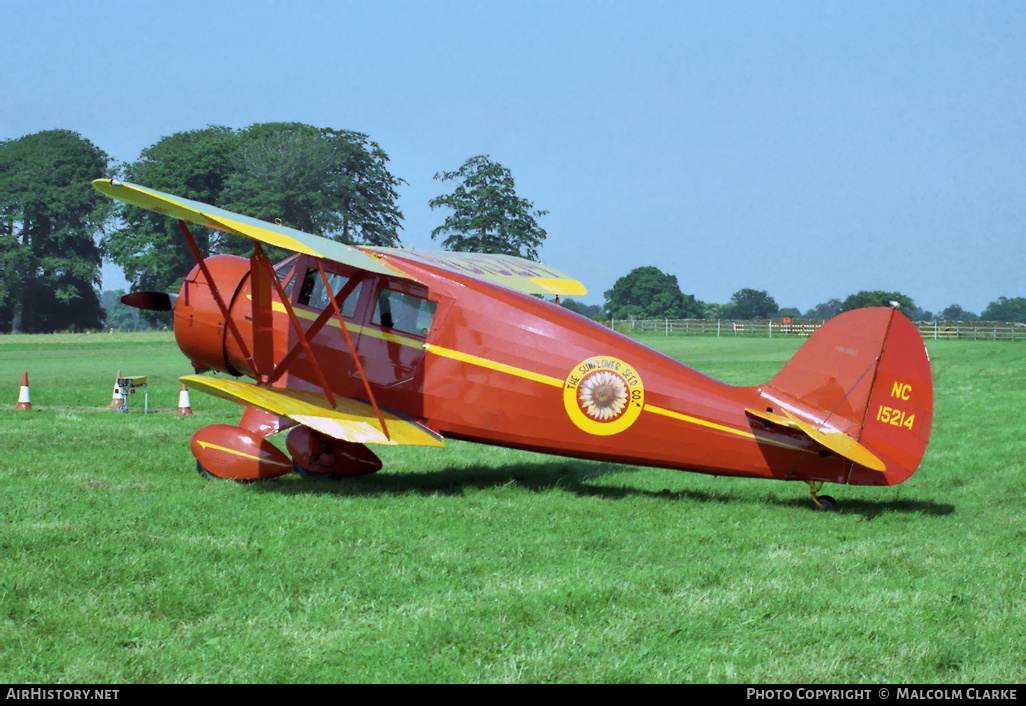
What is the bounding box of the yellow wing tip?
[370,249,587,298]
[530,277,588,297]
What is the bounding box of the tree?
[429,155,548,261]
[103,123,406,297]
[604,266,704,320]
[722,288,779,319]
[804,298,843,320]
[223,123,405,247]
[0,130,111,333]
[561,298,604,319]
[100,289,144,331]
[938,304,978,322]
[702,302,725,319]
[981,297,1026,323]
[840,290,916,313]
[100,126,239,327]
[839,290,934,320]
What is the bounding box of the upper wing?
[365,248,587,297]
[181,374,445,447]
[92,179,403,279]
[94,179,587,296]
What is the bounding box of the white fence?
[915,321,1026,341]
[608,318,1026,342]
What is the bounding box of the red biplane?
[95,179,933,509]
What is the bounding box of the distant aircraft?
[96,179,933,509]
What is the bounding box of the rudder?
[853,309,934,485]
[761,307,933,486]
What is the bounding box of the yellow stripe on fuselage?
[255,297,426,349]
[644,405,754,439]
[425,344,807,451]
[261,301,806,451]
[423,343,563,388]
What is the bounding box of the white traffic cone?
[108,370,124,409]
[176,383,193,416]
[15,372,31,411]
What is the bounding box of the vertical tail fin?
[761,307,933,486]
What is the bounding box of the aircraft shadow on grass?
[250,460,955,518]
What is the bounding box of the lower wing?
[180,375,444,447]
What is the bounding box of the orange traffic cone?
[15,372,31,411]
[176,383,193,416]
[108,370,124,409]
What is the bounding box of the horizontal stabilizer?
[745,407,886,472]
[93,179,405,280]
[180,375,444,448]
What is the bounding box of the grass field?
[1,331,1023,683]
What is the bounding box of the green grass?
[1,332,1023,683]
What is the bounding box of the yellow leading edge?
[180,375,445,448]
[93,179,406,278]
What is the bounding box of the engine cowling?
[173,255,250,375]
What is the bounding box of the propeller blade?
[121,292,178,311]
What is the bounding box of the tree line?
[1,125,545,333]
[3,127,1022,332]
[580,265,1026,324]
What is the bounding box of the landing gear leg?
[807,481,838,511]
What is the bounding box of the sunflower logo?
[578,370,629,422]
[563,356,644,435]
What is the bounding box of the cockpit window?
[372,289,436,337]
[274,255,300,299]
[296,268,363,318]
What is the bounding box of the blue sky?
[3,0,1024,315]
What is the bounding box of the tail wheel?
[816,495,838,511]
[807,481,839,511]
